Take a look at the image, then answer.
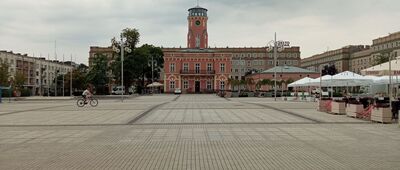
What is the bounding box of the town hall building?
[88,5,302,94]
[162,5,301,93]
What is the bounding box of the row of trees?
[255,79,294,91]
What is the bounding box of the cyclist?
[82,84,93,104]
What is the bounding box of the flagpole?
[70,54,73,96]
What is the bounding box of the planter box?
[371,107,392,123]
[318,100,332,112]
[331,101,346,115]
[346,104,364,117]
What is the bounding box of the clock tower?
[187,5,208,49]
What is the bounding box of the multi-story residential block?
[0,51,75,96]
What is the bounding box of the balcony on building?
[180,69,215,75]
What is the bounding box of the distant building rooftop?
[261,66,317,74]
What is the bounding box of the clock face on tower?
[195,20,201,26]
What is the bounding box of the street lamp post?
[112,35,132,102]
[266,33,290,101]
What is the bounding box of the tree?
[0,61,10,86]
[245,78,255,91]
[227,78,240,91]
[111,44,164,94]
[321,64,338,76]
[64,68,88,95]
[374,52,390,65]
[14,71,25,88]
[285,78,295,91]
[87,54,109,94]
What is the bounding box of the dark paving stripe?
[172,95,180,101]
[241,102,322,123]
[0,105,69,116]
[126,102,169,124]
[157,108,264,110]
[0,121,373,128]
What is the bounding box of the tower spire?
[197,0,199,6]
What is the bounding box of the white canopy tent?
[305,75,332,86]
[327,71,373,86]
[373,76,400,84]
[361,56,400,76]
[147,82,163,87]
[288,77,314,87]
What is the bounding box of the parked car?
[174,88,182,94]
[111,86,135,95]
[112,86,125,95]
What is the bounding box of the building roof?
[261,66,317,74]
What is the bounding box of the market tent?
[305,75,332,86]
[147,82,163,87]
[327,71,373,86]
[288,77,314,87]
[373,75,400,84]
[361,56,400,76]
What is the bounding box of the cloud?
[0,0,399,64]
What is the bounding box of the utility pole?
[121,35,124,102]
[273,33,277,101]
[62,54,65,97]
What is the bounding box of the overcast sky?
[1,0,400,65]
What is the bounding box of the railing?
[180,70,215,75]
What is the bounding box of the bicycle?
[77,96,98,107]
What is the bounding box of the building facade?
[302,31,400,74]
[0,51,75,96]
[88,5,301,93]
[301,45,368,73]
[162,5,301,93]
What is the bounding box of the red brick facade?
[163,49,232,93]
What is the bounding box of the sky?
[1,0,400,65]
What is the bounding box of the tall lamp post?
[112,34,132,102]
[266,33,290,101]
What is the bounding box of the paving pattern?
[0,94,399,169]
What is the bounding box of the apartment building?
[0,51,75,96]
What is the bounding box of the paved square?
[0,94,400,169]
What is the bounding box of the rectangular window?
[183,80,189,89]
[207,63,212,71]
[207,81,212,90]
[220,81,225,90]
[220,63,225,73]
[195,63,200,74]
[170,81,175,89]
[170,63,175,72]
[183,63,189,72]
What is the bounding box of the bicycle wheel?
[90,98,98,107]
[77,99,85,107]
